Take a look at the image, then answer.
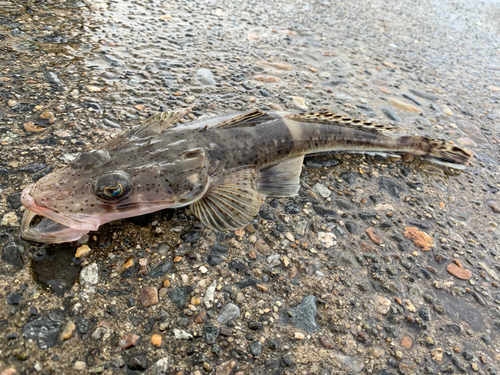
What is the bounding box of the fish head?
[21,148,210,243]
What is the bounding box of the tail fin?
[400,136,473,169]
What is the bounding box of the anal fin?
[257,155,304,197]
[190,169,260,231]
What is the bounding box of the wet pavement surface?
[1,0,500,374]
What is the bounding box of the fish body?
[20,108,473,243]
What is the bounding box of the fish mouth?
[20,184,101,244]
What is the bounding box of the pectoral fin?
[257,155,304,197]
[190,169,260,231]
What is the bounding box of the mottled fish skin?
[20,108,473,243]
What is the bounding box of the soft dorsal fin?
[257,155,304,197]
[210,109,276,129]
[285,111,401,133]
[190,169,261,231]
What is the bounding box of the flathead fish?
[20,107,473,243]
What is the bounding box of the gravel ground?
[1,0,500,374]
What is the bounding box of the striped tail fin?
[399,136,473,169]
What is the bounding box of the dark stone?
[74,316,90,334]
[345,221,358,234]
[149,262,172,278]
[108,288,132,297]
[406,182,423,190]
[7,292,22,305]
[7,192,22,209]
[340,172,358,185]
[462,350,474,361]
[313,205,337,217]
[102,118,121,129]
[19,163,47,173]
[248,322,263,331]
[259,208,277,221]
[234,277,260,289]
[418,306,430,321]
[84,102,101,111]
[402,93,424,106]
[181,231,201,243]
[128,355,147,371]
[385,325,399,338]
[185,353,209,366]
[289,295,319,334]
[168,286,193,308]
[472,292,486,305]
[219,327,232,336]
[407,218,432,229]
[259,89,272,97]
[381,107,400,122]
[228,258,247,273]
[355,104,376,116]
[2,242,23,268]
[176,317,190,328]
[207,244,229,266]
[400,165,412,177]
[250,341,263,356]
[0,167,9,175]
[359,212,377,219]
[283,354,295,367]
[333,198,355,211]
[33,166,54,181]
[44,71,63,86]
[205,325,219,344]
[22,310,64,349]
[420,268,432,279]
[409,88,438,101]
[321,79,347,87]
[381,221,392,228]
[145,317,156,333]
[268,339,279,350]
[480,334,492,345]
[379,177,405,198]
[284,202,301,214]
[105,306,116,316]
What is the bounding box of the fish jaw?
[21,209,91,244]
[20,183,103,243]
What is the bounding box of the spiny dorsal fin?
[130,105,194,137]
[285,111,401,133]
[190,169,260,231]
[210,109,276,130]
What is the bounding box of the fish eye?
[93,171,133,202]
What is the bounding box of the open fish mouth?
[21,210,90,243]
[20,184,99,244]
